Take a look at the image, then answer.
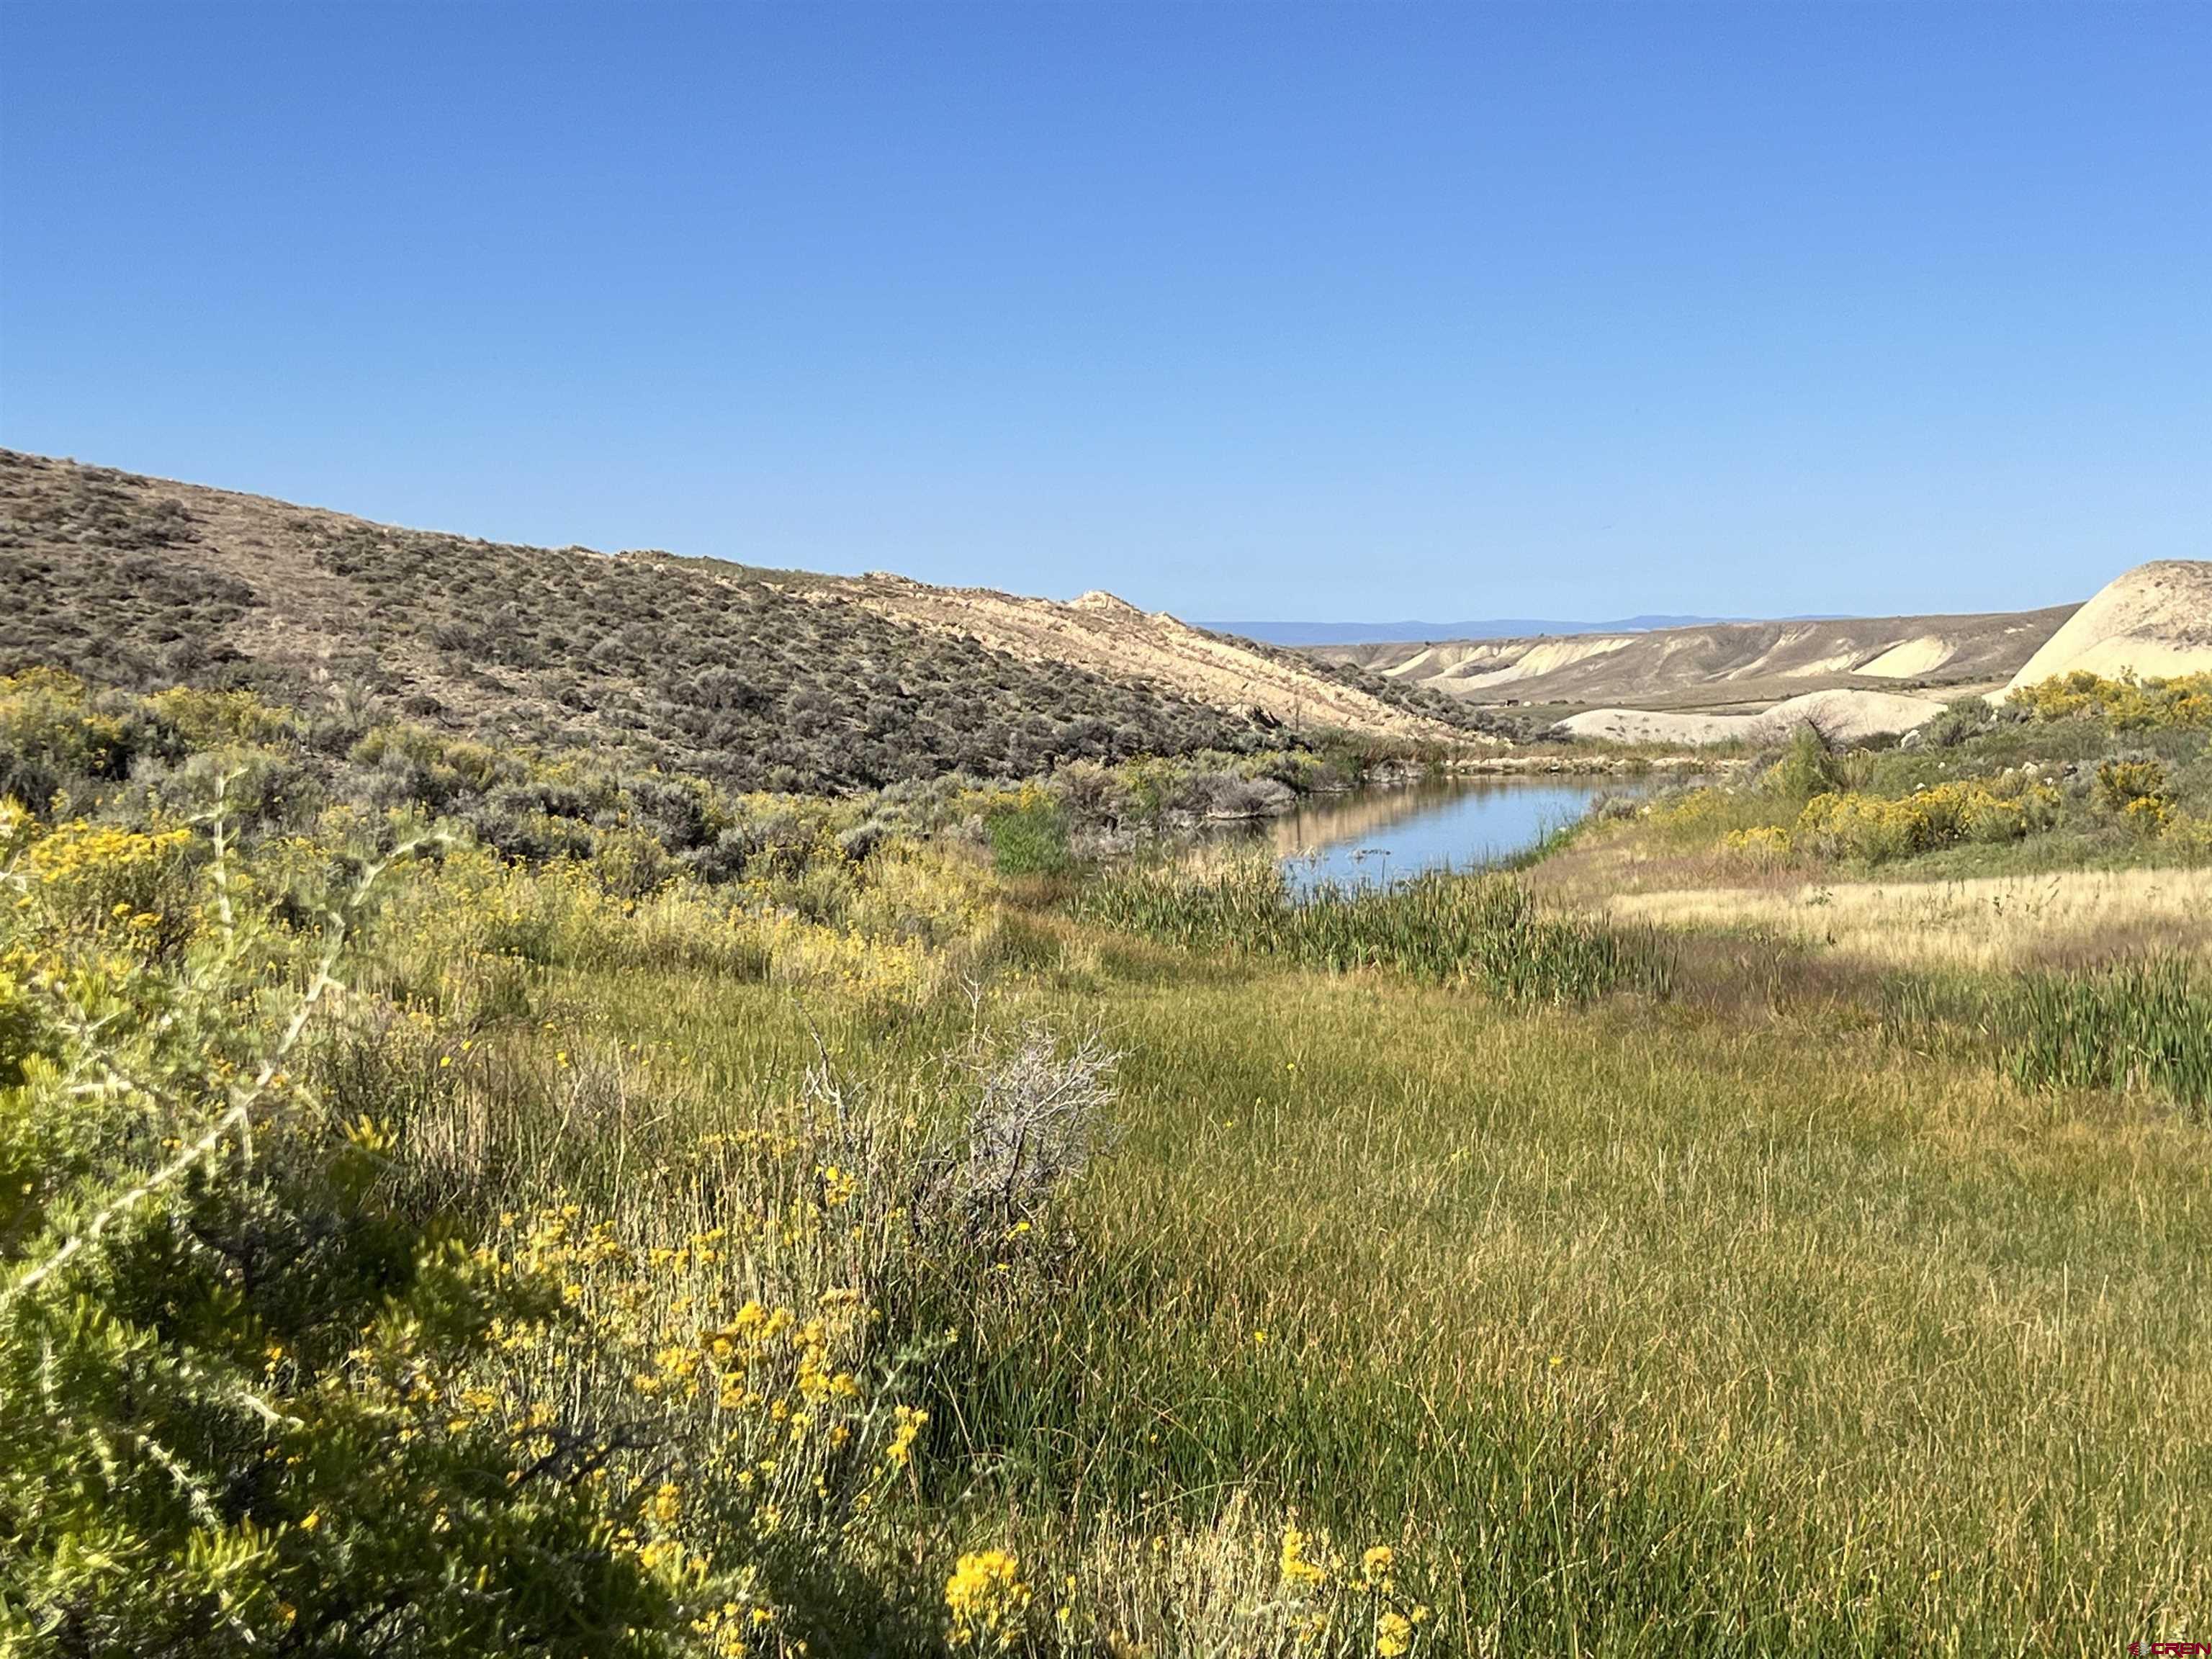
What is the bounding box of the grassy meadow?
[4,667,2210,1656]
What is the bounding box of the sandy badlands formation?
[1323,560,2212,747]
[1557,688,1954,747]
[2006,560,2212,687]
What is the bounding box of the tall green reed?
[1076,859,1673,1005]
[1884,956,2212,1115]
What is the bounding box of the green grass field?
[539,914,2210,1656]
[9,670,2211,1656]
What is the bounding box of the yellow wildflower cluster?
[1359,1545,1395,1592]
[945,1548,1032,1650]
[498,1208,868,1429]
[1721,823,1792,864]
[1275,1524,1431,1656]
[1279,1524,1328,1587]
[884,1403,927,1470]
[690,1596,782,1658]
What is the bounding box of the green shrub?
[1762,724,1847,804]
[1921,695,1996,748]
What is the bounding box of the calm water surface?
[1254,776,1630,894]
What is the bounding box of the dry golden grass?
[1607,866,2212,968]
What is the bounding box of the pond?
[1253,775,1632,894]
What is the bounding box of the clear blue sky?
[2,4,2205,622]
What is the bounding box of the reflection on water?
[1251,776,1629,894]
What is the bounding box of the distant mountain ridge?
[1209,615,1758,646]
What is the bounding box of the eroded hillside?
[2008,560,2212,686]
[1321,607,2080,713]
[841,577,1475,743]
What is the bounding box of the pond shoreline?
[1192,749,1704,824]
[1237,773,1665,891]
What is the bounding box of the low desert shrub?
[1920,695,1997,748]
[1763,723,1849,804]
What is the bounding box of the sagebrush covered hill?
[0,450,1483,792]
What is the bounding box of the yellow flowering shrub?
[1637,778,1809,853]
[0,667,134,791]
[1722,823,1793,865]
[2008,670,2212,730]
[1645,787,1750,839]
[0,809,698,1656]
[464,1214,858,1641]
[2095,758,2176,832]
[2160,812,2212,855]
[17,814,197,945]
[141,684,292,747]
[1789,778,2059,865]
[843,842,992,950]
[2123,796,2174,834]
